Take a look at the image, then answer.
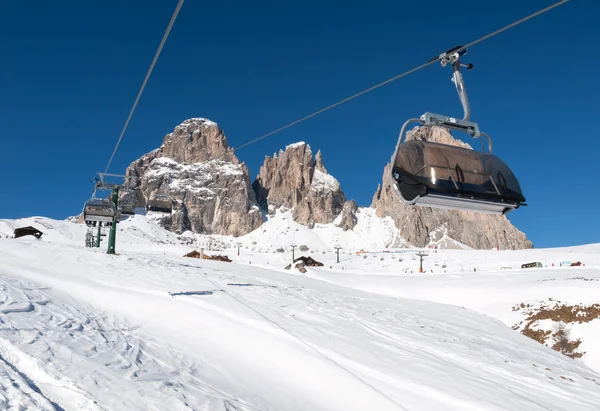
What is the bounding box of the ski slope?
[0,215,599,410]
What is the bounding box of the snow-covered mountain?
[123,118,262,236]
[115,118,532,250]
[0,214,599,410]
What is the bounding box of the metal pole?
[237,243,241,256]
[416,252,427,273]
[334,246,342,263]
[96,224,101,248]
[291,244,296,261]
[107,186,119,255]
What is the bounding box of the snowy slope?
[0,207,403,253]
[1,216,600,410]
[240,208,403,252]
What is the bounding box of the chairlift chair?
[118,195,135,217]
[83,198,117,227]
[119,206,135,216]
[146,193,172,213]
[391,46,526,215]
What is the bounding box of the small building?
[14,226,43,240]
[521,261,543,269]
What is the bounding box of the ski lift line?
[103,0,185,175]
[230,0,568,154]
[201,274,410,411]
[456,0,569,55]
[231,58,438,152]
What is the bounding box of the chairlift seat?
[83,198,117,226]
[146,194,172,213]
[119,206,135,216]
[392,140,525,215]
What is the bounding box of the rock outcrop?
[253,142,346,227]
[335,200,359,231]
[110,118,531,249]
[123,118,262,236]
[160,118,237,164]
[371,125,532,250]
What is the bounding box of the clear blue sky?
[1,0,597,248]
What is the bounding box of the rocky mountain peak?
[315,149,327,173]
[160,118,236,164]
[405,124,474,149]
[253,141,346,228]
[122,118,261,236]
[115,119,531,249]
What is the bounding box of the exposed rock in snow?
[160,118,235,163]
[105,118,531,249]
[335,200,359,231]
[123,119,262,237]
[253,143,345,228]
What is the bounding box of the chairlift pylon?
[391,46,526,215]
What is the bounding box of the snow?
[179,118,218,127]
[241,208,402,251]
[143,157,243,197]
[285,141,307,150]
[311,169,340,192]
[0,215,600,410]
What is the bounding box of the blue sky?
[0,0,597,248]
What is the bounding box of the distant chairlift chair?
[118,195,136,217]
[146,193,172,214]
[83,198,117,227]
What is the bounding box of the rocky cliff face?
[335,200,359,231]
[123,118,262,236]
[253,143,346,228]
[113,118,530,249]
[371,125,533,250]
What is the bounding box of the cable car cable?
[104,0,185,175]
[230,0,568,154]
[101,0,567,174]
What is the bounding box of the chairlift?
[83,198,116,227]
[118,195,136,217]
[119,205,135,216]
[391,46,526,215]
[146,193,172,213]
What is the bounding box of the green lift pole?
[107,186,119,255]
[95,225,101,248]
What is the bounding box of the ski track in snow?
[0,215,599,410]
[0,272,257,411]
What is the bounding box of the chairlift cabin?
[146,193,172,213]
[118,187,137,217]
[119,205,135,216]
[118,196,135,216]
[391,46,526,215]
[83,198,117,227]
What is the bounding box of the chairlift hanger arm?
[434,45,475,122]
